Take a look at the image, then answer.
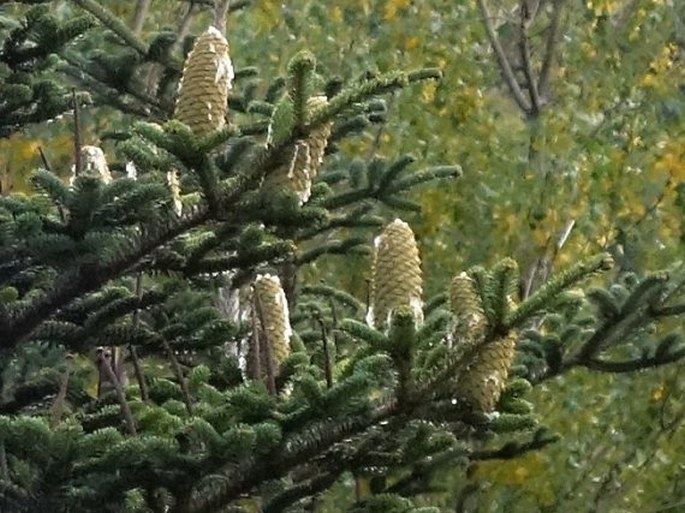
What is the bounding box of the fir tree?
[1,2,685,513]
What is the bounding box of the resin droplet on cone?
[174,26,234,136]
[368,219,423,330]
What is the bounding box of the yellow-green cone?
[263,96,333,204]
[247,274,292,381]
[70,145,112,185]
[457,332,518,412]
[368,219,423,330]
[174,26,234,136]
[448,272,487,348]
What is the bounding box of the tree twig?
[163,339,194,415]
[213,0,231,32]
[538,0,565,97]
[69,0,149,56]
[518,0,541,116]
[130,0,151,35]
[316,314,333,389]
[49,354,74,428]
[97,348,137,435]
[130,272,149,402]
[72,89,82,177]
[477,0,531,113]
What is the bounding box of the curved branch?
[69,0,149,56]
[580,350,685,373]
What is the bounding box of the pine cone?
[247,274,292,381]
[70,145,112,185]
[457,332,518,412]
[368,219,423,330]
[174,26,234,136]
[448,272,487,347]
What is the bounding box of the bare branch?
[538,0,566,97]
[518,0,541,116]
[70,0,149,56]
[97,348,137,435]
[477,0,531,113]
[130,0,152,36]
[214,0,231,32]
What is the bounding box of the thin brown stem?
[97,348,137,435]
[477,0,531,113]
[538,0,565,97]
[213,0,231,32]
[518,1,541,116]
[163,339,194,415]
[49,354,74,428]
[316,315,333,389]
[72,89,82,177]
[130,0,151,35]
[70,0,148,56]
[254,292,277,395]
[130,273,149,402]
[38,146,67,223]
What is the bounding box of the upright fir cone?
[174,26,234,136]
[247,274,292,384]
[457,331,518,412]
[368,219,423,330]
[448,272,487,348]
[264,96,333,204]
[70,145,112,185]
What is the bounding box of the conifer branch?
[579,351,685,373]
[69,0,149,56]
[187,403,398,513]
[470,429,558,460]
[6,208,210,351]
[509,253,613,328]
